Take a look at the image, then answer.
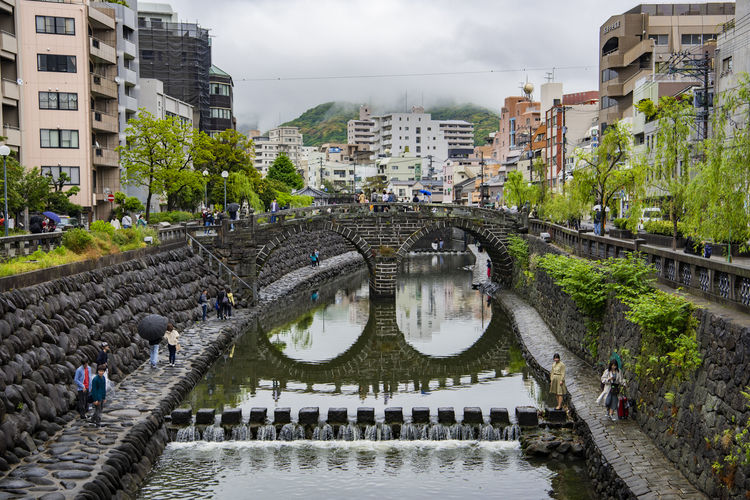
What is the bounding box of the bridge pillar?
[370,257,398,298]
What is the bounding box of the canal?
[138,253,595,499]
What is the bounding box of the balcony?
[122,67,136,85]
[0,31,16,59]
[89,37,116,64]
[92,147,118,167]
[123,39,137,58]
[92,110,118,133]
[122,94,137,112]
[90,74,117,99]
[88,7,115,30]
[2,125,19,147]
[1,78,18,102]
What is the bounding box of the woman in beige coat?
[549,353,566,410]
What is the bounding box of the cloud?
[167,0,656,131]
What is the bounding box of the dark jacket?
[30,216,43,234]
[90,374,106,402]
[95,350,108,366]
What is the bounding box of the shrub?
[506,235,530,270]
[613,218,628,230]
[90,220,115,237]
[536,254,608,317]
[148,211,194,224]
[62,228,94,254]
[643,219,686,236]
[112,228,138,246]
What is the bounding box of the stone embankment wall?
[0,246,226,472]
[258,231,356,288]
[515,235,750,498]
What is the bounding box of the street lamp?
[0,145,10,237]
[202,169,209,209]
[221,170,228,212]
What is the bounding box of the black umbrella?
[137,314,167,342]
[227,203,240,212]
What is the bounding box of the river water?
[138,254,595,499]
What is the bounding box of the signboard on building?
[329,147,342,153]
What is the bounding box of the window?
[210,83,230,96]
[39,92,78,110]
[210,108,231,119]
[601,96,618,110]
[40,129,79,148]
[37,54,76,73]
[602,68,618,82]
[36,16,74,35]
[142,50,154,60]
[41,166,79,185]
[648,34,668,45]
[722,56,733,73]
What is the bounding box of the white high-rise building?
[254,126,303,175]
[347,105,474,173]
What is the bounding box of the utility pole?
[561,105,568,194]
[666,49,712,141]
[480,151,487,207]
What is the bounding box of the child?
[90,364,107,427]
[165,323,180,366]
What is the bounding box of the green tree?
[203,129,262,207]
[267,153,303,190]
[635,96,695,249]
[118,110,213,221]
[503,170,534,208]
[361,175,388,198]
[573,122,638,232]
[684,73,750,261]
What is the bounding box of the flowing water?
[139,254,595,499]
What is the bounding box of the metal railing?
[185,233,252,291]
[528,219,750,312]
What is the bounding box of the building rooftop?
[624,3,734,16]
[209,65,231,77]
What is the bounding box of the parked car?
[638,207,662,230]
[57,215,82,231]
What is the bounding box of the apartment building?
[377,155,423,183]
[492,96,541,165]
[598,3,734,131]
[348,105,474,165]
[137,2,211,131]
[0,1,18,157]
[18,0,119,220]
[254,126,303,175]
[207,64,234,137]
[540,83,599,188]
[715,0,750,114]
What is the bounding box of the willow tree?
[573,122,638,232]
[118,110,213,220]
[684,74,750,261]
[635,96,695,249]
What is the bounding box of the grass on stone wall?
[0,226,160,277]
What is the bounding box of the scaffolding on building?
[138,19,211,131]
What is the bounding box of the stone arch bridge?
[204,203,522,300]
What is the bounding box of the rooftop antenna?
[545,70,555,82]
[519,76,534,101]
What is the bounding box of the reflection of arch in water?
[252,298,512,387]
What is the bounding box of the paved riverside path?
[0,252,364,499]
[498,292,705,499]
[466,245,704,499]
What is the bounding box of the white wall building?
[254,126,303,175]
[348,106,474,170]
[377,155,423,182]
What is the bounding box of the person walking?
[439,237,444,250]
[74,361,93,419]
[270,198,279,223]
[90,364,107,427]
[149,336,160,369]
[122,213,132,229]
[314,249,320,267]
[136,214,147,228]
[593,207,602,236]
[486,259,492,278]
[216,290,226,320]
[165,323,180,367]
[225,291,235,318]
[110,216,121,230]
[550,353,567,410]
[198,290,208,321]
[597,360,624,421]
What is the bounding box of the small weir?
[170,406,536,442]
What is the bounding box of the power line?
[234,65,595,83]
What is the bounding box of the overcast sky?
[168,0,676,131]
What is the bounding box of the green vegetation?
[61,229,94,254]
[280,101,500,147]
[529,252,700,385]
[148,211,195,224]
[712,389,750,489]
[506,235,530,270]
[267,153,304,190]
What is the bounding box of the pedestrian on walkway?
[165,323,180,366]
[550,353,567,410]
[270,198,279,223]
[486,259,492,278]
[110,216,121,230]
[593,207,602,236]
[198,290,208,321]
[216,290,226,319]
[439,237,444,250]
[122,213,132,229]
[309,251,317,267]
[90,364,107,427]
[149,336,160,368]
[74,361,94,419]
[597,360,624,421]
[314,249,320,267]
[225,291,235,318]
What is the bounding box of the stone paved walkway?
[497,290,706,500]
[0,252,364,499]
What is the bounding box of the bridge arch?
[255,220,376,279]
[394,219,513,286]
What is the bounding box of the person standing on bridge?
[550,353,567,410]
[270,198,279,223]
[198,290,208,321]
